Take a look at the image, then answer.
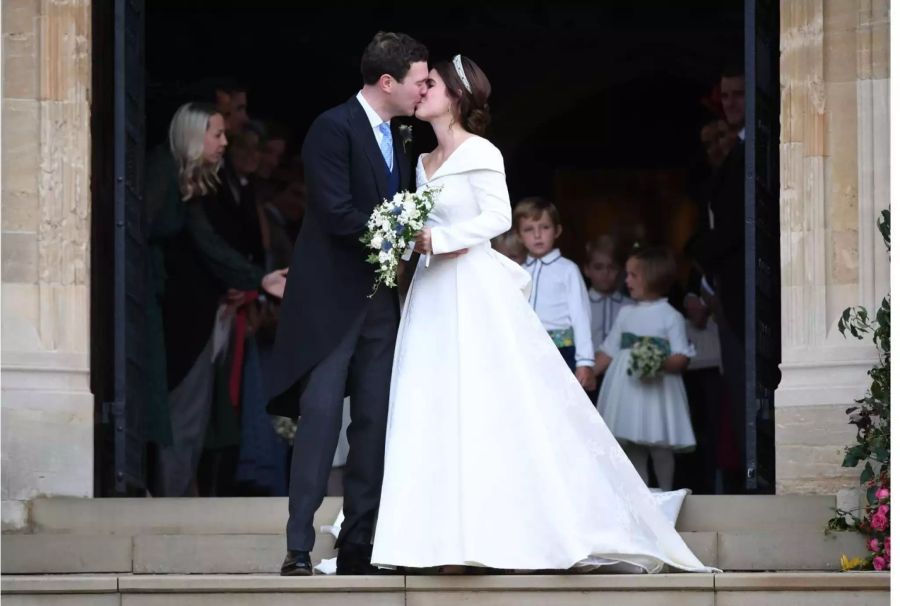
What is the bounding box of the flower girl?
[594,246,696,490]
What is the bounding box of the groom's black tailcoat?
[267,97,410,417]
[266,96,411,551]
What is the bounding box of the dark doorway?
[93,1,779,495]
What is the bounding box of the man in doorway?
[213,80,250,136]
[694,64,747,492]
[266,31,429,576]
[257,120,289,180]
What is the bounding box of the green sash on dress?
[621,332,671,355]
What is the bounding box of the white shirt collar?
[356,91,387,131]
[525,248,562,267]
[738,126,746,141]
[589,288,622,302]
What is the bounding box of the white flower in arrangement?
[627,337,669,381]
[360,186,441,296]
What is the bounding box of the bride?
[370,55,714,573]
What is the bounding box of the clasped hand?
[413,227,468,259]
[413,227,433,255]
[575,366,597,391]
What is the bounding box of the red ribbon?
[229,291,259,409]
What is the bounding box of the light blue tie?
[378,122,393,172]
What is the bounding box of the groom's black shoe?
[337,542,382,575]
[280,550,312,576]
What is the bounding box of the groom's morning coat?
[266,97,412,418]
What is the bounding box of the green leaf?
[860,462,875,483]
[827,516,852,531]
[877,209,890,251]
[867,485,878,505]
[843,452,863,468]
[873,447,889,462]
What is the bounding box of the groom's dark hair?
[361,31,428,85]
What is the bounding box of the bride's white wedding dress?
[370,136,713,573]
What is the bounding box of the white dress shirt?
[356,91,390,151]
[588,289,634,353]
[523,249,594,367]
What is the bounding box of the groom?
[267,32,429,575]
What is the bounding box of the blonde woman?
[144,102,286,496]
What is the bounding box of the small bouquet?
[271,416,297,444]
[627,337,668,381]
[360,188,439,296]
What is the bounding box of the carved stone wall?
[777,0,890,494]
[2,0,93,516]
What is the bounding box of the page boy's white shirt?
[523,248,594,368]
[589,288,634,353]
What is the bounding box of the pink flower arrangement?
[838,475,891,571]
[863,479,892,569]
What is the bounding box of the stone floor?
[0,572,891,606]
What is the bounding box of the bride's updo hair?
[434,55,491,136]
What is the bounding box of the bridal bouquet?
[360,188,439,296]
[627,337,668,381]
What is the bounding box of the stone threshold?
[1,572,890,594]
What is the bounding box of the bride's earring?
[448,105,455,131]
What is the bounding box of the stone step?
[674,495,838,531]
[3,495,867,575]
[0,572,891,606]
[1,529,866,574]
[16,494,836,536]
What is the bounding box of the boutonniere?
[398,124,414,153]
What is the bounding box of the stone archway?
[0,0,890,513]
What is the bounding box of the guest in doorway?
[594,246,696,491]
[491,228,527,264]
[514,196,595,392]
[583,234,634,403]
[143,102,286,497]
